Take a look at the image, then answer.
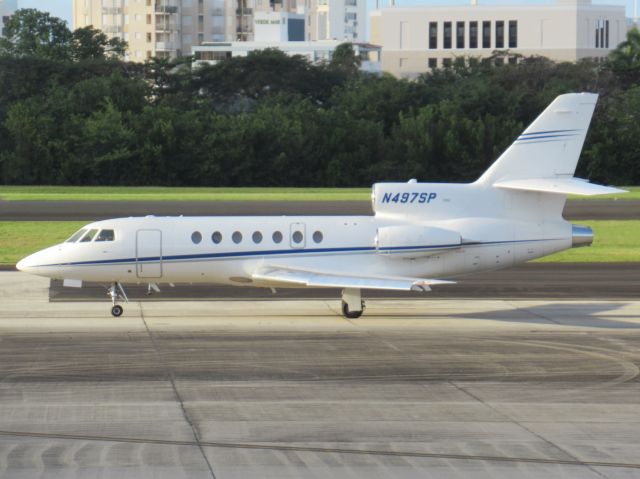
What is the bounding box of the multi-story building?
[370,0,627,77]
[74,0,365,60]
[307,0,366,42]
[0,0,17,37]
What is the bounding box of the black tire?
[111,305,123,317]
[341,301,363,319]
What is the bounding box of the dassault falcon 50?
[17,93,625,318]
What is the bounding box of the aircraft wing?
[252,266,455,292]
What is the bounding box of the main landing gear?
[108,282,129,317]
[341,288,365,319]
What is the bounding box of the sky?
[16,0,639,28]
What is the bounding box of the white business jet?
[17,93,625,318]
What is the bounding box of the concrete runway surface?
[1,272,640,478]
[1,199,639,220]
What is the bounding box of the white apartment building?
[370,0,627,77]
[307,0,366,42]
[74,0,364,61]
[0,0,17,37]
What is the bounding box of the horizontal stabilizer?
[494,177,627,196]
[252,267,455,292]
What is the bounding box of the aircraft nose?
[16,255,33,272]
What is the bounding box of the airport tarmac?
[1,199,638,220]
[1,271,640,478]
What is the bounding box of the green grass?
[2,220,638,266]
[0,185,637,201]
[0,221,85,265]
[537,220,640,262]
[0,186,371,202]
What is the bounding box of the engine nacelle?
[376,225,461,258]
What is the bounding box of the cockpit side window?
[66,229,88,243]
[95,229,115,242]
[79,229,99,242]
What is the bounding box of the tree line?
[1,9,639,187]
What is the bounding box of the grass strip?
[0,186,371,202]
[0,185,638,201]
[2,220,638,266]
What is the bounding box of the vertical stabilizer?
[476,93,598,185]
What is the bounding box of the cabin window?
[95,229,115,242]
[80,229,99,242]
[252,231,263,244]
[312,231,323,243]
[66,229,87,243]
[211,231,222,244]
[191,231,202,244]
[232,231,242,244]
[292,230,303,244]
[272,231,283,243]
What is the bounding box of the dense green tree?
[0,9,72,61]
[71,26,127,61]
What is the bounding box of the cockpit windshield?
[80,229,99,242]
[65,228,116,243]
[66,229,88,243]
[95,229,115,242]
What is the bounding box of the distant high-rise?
[73,0,364,62]
[73,0,308,61]
[0,0,17,37]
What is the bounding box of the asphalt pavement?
[1,199,638,220]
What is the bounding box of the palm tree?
[608,27,640,74]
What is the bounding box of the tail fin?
[477,93,609,191]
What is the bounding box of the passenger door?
[289,223,306,249]
[136,229,162,278]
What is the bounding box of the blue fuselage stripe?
[35,238,558,268]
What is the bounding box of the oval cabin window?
[272,231,283,244]
[211,231,222,244]
[312,231,323,243]
[191,231,202,244]
[252,231,263,244]
[232,231,242,244]
[292,231,303,244]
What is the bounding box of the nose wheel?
[108,282,129,317]
[341,288,365,319]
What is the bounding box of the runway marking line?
[0,429,638,470]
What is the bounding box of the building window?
[482,21,491,48]
[191,231,202,244]
[495,21,504,49]
[469,21,478,48]
[146,32,152,43]
[272,231,283,244]
[605,20,609,48]
[508,56,517,65]
[212,231,222,244]
[232,231,242,244]
[428,22,437,49]
[252,231,263,244]
[443,21,452,49]
[456,21,464,49]
[442,58,452,68]
[428,58,437,69]
[508,20,517,48]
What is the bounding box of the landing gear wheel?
[342,300,363,319]
[111,305,123,317]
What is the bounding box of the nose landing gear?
[108,282,129,317]
[341,288,365,319]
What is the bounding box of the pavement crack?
[140,304,217,479]
[449,380,611,479]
